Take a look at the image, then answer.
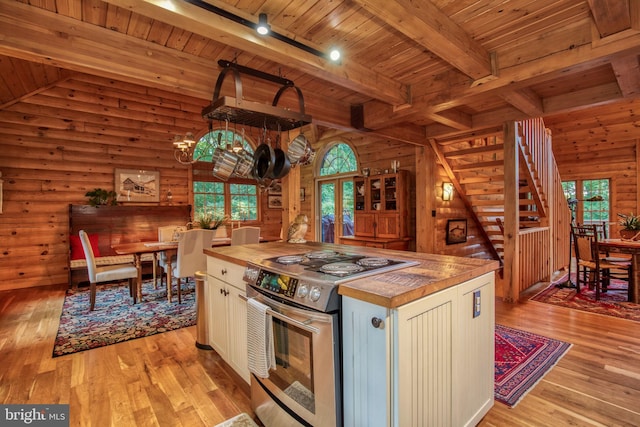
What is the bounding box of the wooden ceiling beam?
[0,1,353,130]
[426,110,472,131]
[499,89,544,117]
[611,54,640,97]
[104,0,410,106]
[587,0,631,37]
[543,82,622,113]
[362,29,640,132]
[351,0,493,80]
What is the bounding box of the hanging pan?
[252,140,276,182]
[270,133,291,179]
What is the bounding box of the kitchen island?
[204,241,499,427]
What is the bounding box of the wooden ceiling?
[0,0,638,145]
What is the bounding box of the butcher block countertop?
[204,241,499,308]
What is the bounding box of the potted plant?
[85,188,118,206]
[196,212,228,229]
[617,212,640,239]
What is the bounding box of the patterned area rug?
[495,325,572,407]
[53,279,195,357]
[530,273,640,322]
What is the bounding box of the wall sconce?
[442,182,454,201]
[173,132,199,164]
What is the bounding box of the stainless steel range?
[243,249,418,427]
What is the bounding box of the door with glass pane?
[318,178,354,243]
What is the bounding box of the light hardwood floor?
[1,280,639,426]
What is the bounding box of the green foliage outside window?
[192,131,257,222]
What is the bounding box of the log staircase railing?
[433,118,571,301]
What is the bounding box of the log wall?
[0,73,280,290]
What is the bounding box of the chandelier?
[173,132,200,164]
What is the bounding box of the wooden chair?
[571,224,629,300]
[168,228,215,303]
[231,226,261,245]
[78,230,138,311]
[156,225,186,290]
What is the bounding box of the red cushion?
[70,234,101,260]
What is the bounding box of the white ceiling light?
[256,13,270,35]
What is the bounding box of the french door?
[317,178,355,243]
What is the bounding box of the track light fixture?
[185,0,342,63]
[256,13,270,35]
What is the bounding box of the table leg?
[134,253,143,303]
[153,253,158,289]
[631,254,639,303]
[166,262,173,303]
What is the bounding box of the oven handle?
[239,294,320,334]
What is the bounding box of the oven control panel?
[254,270,298,298]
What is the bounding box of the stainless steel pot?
[212,148,239,180]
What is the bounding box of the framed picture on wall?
[268,181,282,195]
[446,219,467,245]
[114,169,160,203]
[268,195,282,209]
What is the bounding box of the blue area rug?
[53,279,195,357]
[495,325,572,407]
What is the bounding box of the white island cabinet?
[206,256,250,384]
[342,271,495,427]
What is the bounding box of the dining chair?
[572,224,629,300]
[169,228,216,303]
[78,230,138,311]
[231,226,261,245]
[157,225,187,289]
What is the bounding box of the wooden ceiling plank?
[587,0,631,38]
[104,0,410,106]
[611,54,640,97]
[351,0,493,80]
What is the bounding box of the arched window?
[317,142,358,243]
[192,129,258,222]
[319,143,357,176]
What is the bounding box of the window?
[319,143,358,176]
[563,178,611,229]
[192,129,258,221]
[317,143,357,242]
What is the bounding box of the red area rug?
[530,273,640,322]
[53,279,195,357]
[495,325,572,407]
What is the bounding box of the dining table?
[112,241,179,303]
[111,238,241,303]
[598,238,640,303]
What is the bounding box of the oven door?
[246,286,341,427]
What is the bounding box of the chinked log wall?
[0,73,282,291]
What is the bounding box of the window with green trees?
[192,130,258,222]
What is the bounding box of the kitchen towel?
[246,297,276,378]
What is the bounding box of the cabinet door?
[354,178,367,212]
[226,285,250,384]
[454,273,495,427]
[368,177,383,211]
[383,175,398,211]
[342,297,390,427]
[207,275,229,360]
[354,212,376,237]
[376,213,400,238]
[395,286,456,427]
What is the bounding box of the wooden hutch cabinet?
[340,170,411,250]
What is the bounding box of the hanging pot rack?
[201,60,312,131]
